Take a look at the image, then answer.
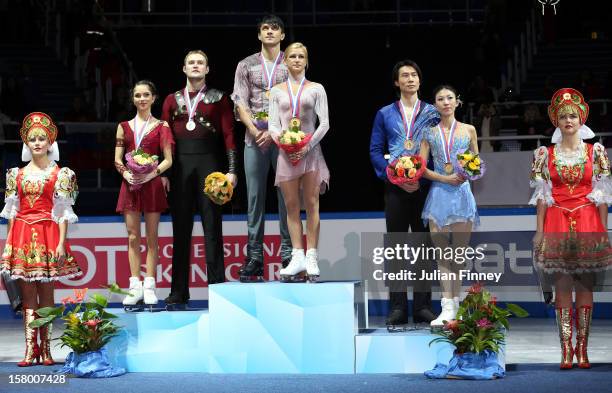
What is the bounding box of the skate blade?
[165,303,188,311]
[239,276,265,283]
[307,275,320,283]
[280,274,307,283]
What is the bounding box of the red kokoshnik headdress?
[548,88,589,127]
[19,112,58,144]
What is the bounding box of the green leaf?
[35,306,63,318]
[92,294,108,308]
[506,303,529,318]
[29,316,55,328]
[106,283,130,296]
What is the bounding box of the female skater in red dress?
[114,80,174,308]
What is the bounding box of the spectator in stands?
[518,103,546,151]
[466,75,495,107]
[63,96,97,122]
[474,103,501,152]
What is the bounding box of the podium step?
[356,328,506,373]
[208,281,363,373]
[106,309,210,372]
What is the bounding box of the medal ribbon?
[133,115,151,149]
[184,84,207,123]
[397,99,421,143]
[287,77,307,118]
[437,119,457,163]
[260,51,283,91]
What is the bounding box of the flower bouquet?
[455,149,486,180]
[426,283,528,380]
[386,155,425,185]
[277,117,312,166]
[124,147,159,191]
[30,284,127,378]
[204,172,234,205]
[252,111,269,130]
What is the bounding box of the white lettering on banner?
[192,264,207,282]
[506,243,533,274]
[268,263,281,281]
[194,243,204,258]
[478,243,503,273]
[263,242,281,257]
[162,244,173,258]
[159,264,172,282]
[226,263,241,282]
[223,242,249,258]
[61,246,96,286]
[95,245,128,284]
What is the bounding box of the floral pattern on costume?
[1,162,81,281]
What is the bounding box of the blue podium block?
[208,281,362,373]
[105,309,210,372]
[355,329,506,373]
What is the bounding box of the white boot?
[430,298,457,328]
[279,249,306,280]
[123,277,143,306]
[305,248,320,282]
[453,297,461,319]
[143,277,158,305]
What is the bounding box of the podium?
[105,281,503,374]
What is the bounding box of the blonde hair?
[26,127,48,140]
[184,50,208,65]
[284,42,309,65]
[557,104,579,119]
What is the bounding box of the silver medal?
[186,120,196,131]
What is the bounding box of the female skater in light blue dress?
[419,85,480,328]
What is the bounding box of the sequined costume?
[421,127,479,228]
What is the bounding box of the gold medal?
[444,163,453,174]
[265,90,271,99]
[290,117,301,130]
[404,139,414,150]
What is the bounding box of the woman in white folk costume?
[1,112,81,366]
[268,42,330,282]
[420,85,480,328]
[114,80,174,308]
[530,88,612,369]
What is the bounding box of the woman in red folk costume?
[1,112,81,366]
[530,88,612,369]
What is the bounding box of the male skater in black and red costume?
[161,50,238,308]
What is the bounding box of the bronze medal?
[444,162,453,174]
[404,139,414,150]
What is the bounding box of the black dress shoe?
[385,309,408,326]
[413,308,436,323]
[164,294,188,305]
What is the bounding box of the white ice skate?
[305,248,320,283]
[430,298,457,329]
[279,249,306,282]
[143,277,158,309]
[123,277,143,310]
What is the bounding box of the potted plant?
[30,284,127,378]
[426,283,528,379]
